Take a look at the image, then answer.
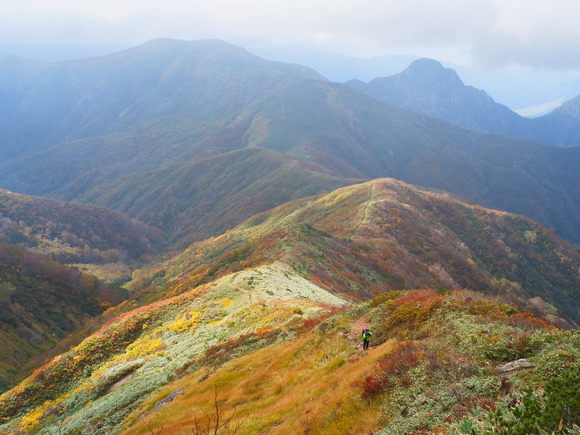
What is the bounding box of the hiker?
[362,328,372,350]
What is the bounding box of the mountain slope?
[2,283,577,434]
[0,38,323,162]
[0,179,578,433]
[133,179,579,324]
[0,40,579,244]
[555,94,580,120]
[350,58,580,148]
[74,147,359,245]
[0,261,346,433]
[0,243,127,391]
[532,94,580,147]
[0,189,164,282]
[124,291,578,435]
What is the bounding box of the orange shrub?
[382,293,442,339]
[506,312,554,329]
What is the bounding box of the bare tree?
[144,418,164,435]
[191,387,246,435]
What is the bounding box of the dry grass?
[123,327,396,435]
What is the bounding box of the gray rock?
[139,388,185,421]
[497,358,534,372]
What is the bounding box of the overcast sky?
[1,0,579,70]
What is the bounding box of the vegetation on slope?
[0,264,346,434]
[0,178,577,433]
[78,147,358,245]
[0,243,127,391]
[124,290,578,434]
[0,189,164,282]
[132,179,579,324]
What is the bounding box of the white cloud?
[1,0,579,69]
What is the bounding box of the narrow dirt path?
[348,314,372,351]
[350,182,377,237]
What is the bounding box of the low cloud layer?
[1,0,579,69]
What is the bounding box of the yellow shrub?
[166,310,201,333]
[21,400,52,431]
[124,336,165,359]
[219,298,234,309]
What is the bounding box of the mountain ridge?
[0,39,579,244]
[0,188,164,282]
[0,178,577,434]
[130,178,579,324]
[349,57,580,148]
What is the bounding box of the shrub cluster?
[362,342,424,400]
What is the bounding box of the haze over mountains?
[251,44,580,111]
[0,39,579,244]
[349,58,580,147]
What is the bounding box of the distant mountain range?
[0,39,579,245]
[250,44,580,110]
[348,58,580,147]
[0,39,578,435]
[0,38,323,162]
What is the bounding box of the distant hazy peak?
[406,57,444,71]
[553,94,580,120]
[113,37,326,81]
[396,57,464,85]
[345,78,367,89]
[137,37,247,52]
[120,37,253,60]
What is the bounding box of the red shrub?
[377,342,423,376]
[362,375,390,400]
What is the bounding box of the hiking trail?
[348,314,371,352]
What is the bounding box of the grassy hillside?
[132,179,579,324]
[0,189,164,282]
[0,40,578,244]
[2,285,576,434]
[0,179,577,433]
[0,263,346,433]
[77,147,358,245]
[0,243,127,391]
[125,290,578,435]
